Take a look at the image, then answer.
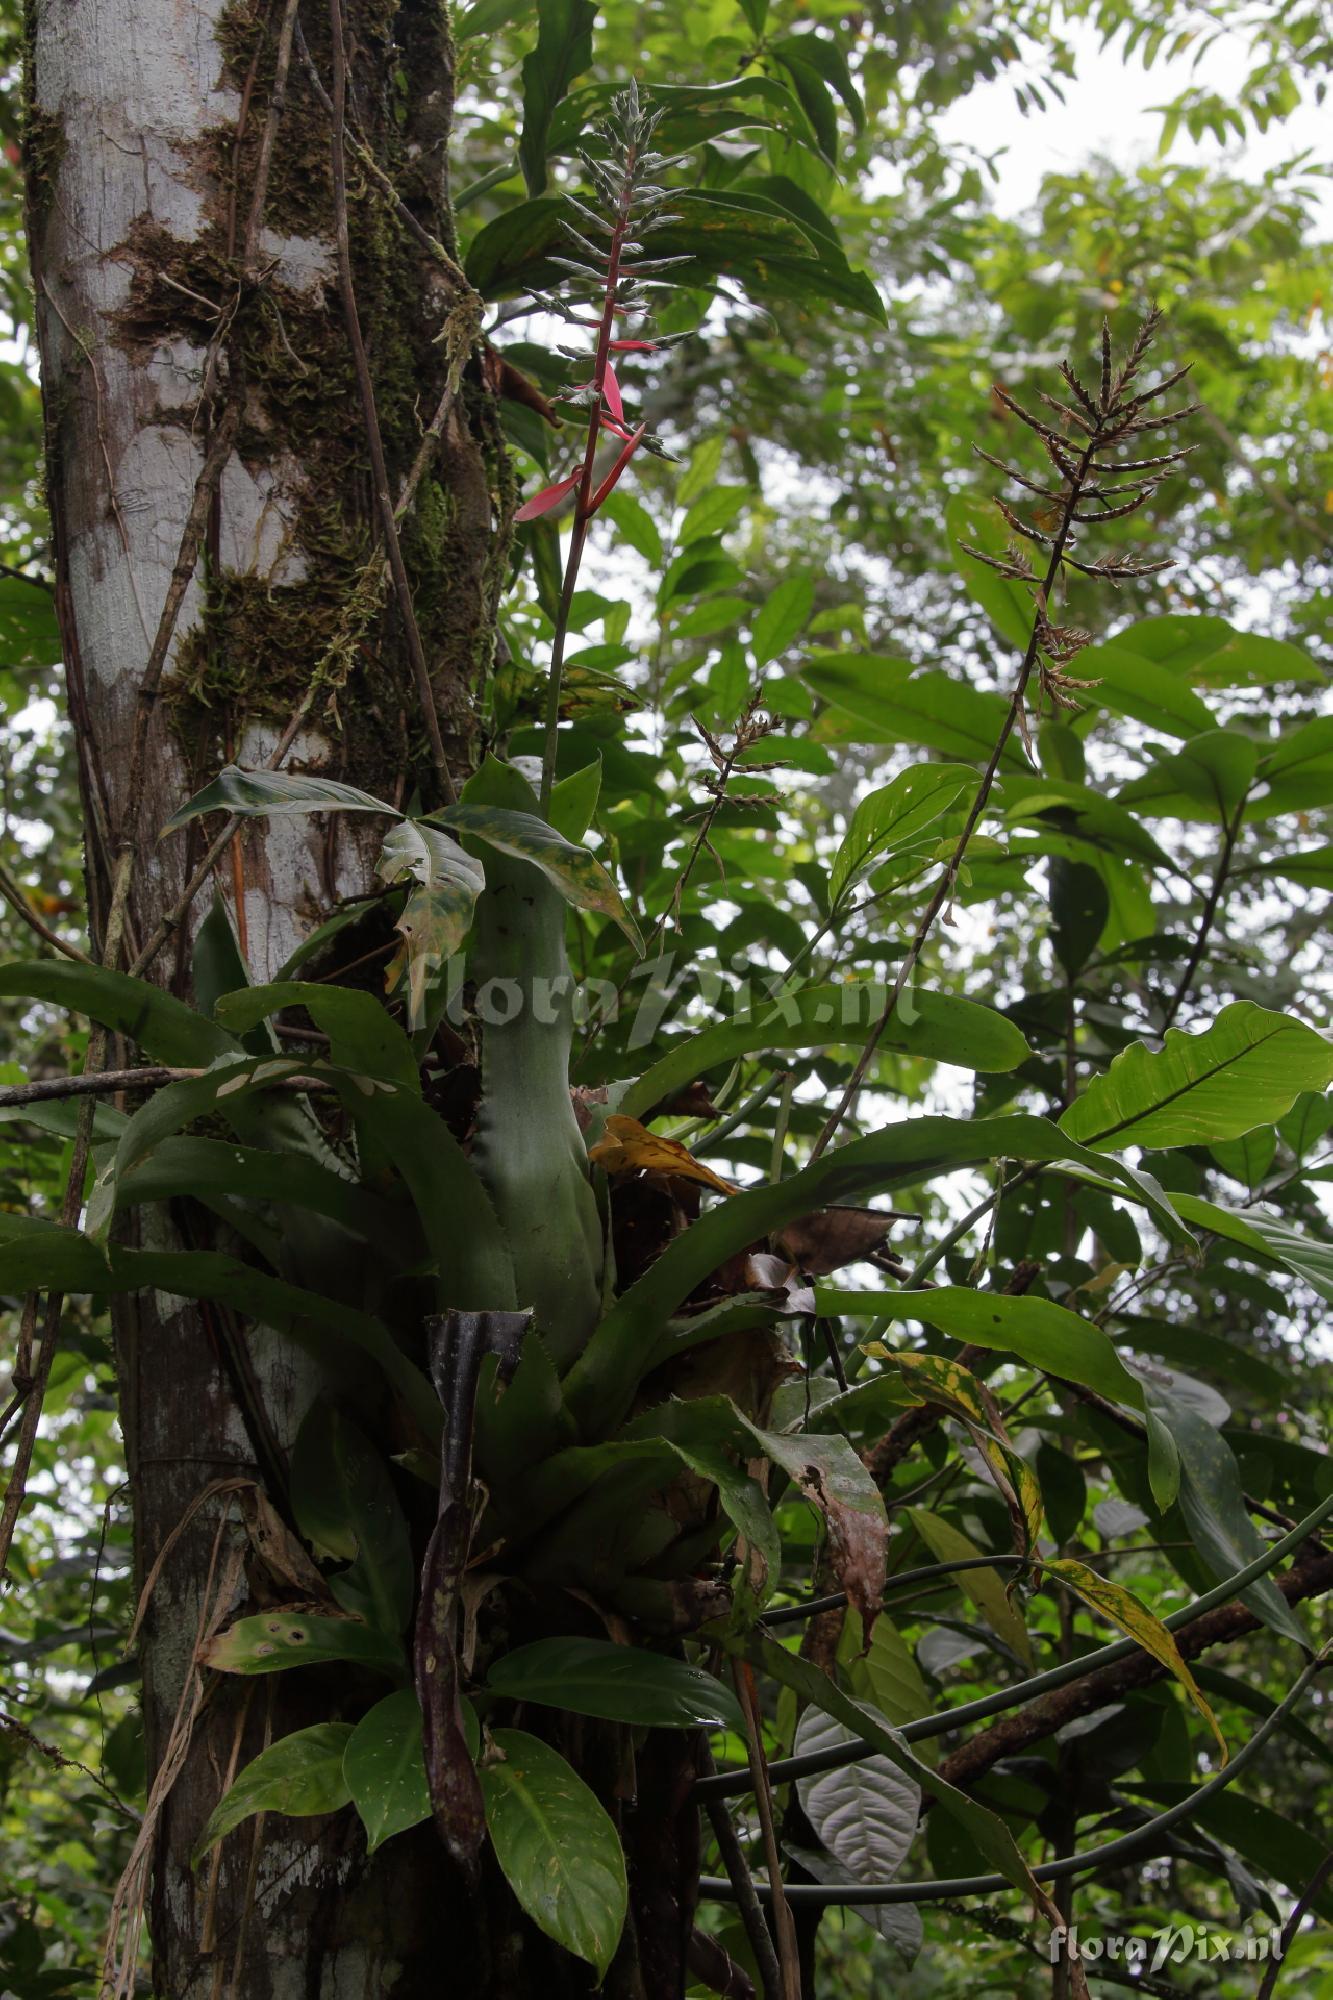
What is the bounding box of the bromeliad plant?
[4,259,1333,1991]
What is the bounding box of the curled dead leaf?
[589,1114,738,1196]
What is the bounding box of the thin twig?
[326,0,455,807]
[0,856,92,963]
[700,1752,784,2000]
[1158,798,1244,1033]
[732,1661,801,2000]
[1255,1847,1333,2000]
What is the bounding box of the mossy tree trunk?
[26,1,511,1990]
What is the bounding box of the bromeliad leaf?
[1060,1002,1333,1151]
[617,985,1030,1119]
[1043,1557,1227,1760]
[486,1637,745,1733]
[289,1403,414,1638]
[479,1730,627,1980]
[193,1724,353,1863]
[163,764,395,831]
[343,1690,432,1854]
[0,959,236,1068]
[435,802,643,951]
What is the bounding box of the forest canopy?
[0,0,1330,1995]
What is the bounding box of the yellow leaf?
[1044,1557,1227,1762]
[587,1114,738,1196]
[883,1352,1044,1555]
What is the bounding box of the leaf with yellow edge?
[587,1114,738,1195]
[869,1350,1043,1556]
[1044,1556,1227,1761]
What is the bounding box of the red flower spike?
[514,470,581,523]
[602,360,624,422]
[609,339,659,352]
[599,414,635,441]
[585,423,647,517]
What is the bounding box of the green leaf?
[111,1135,411,1251]
[487,1638,746,1732]
[742,1631,1045,1903]
[771,30,865,133]
[855,1613,931,1729]
[804,653,1027,769]
[290,1404,414,1637]
[906,1507,1032,1665]
[999,775,1173,871]
[455,0,529,37]
[830,767,973,907]
[1117,731,1258,824]
[193,1724,353,1862]
[378,823,486,1027]
[619,985,1030,1120]
[0,1222,441,1439]
[201,1611,404,1678]
[680,484,749,546]
[0,959,235,1067]
[548,758,602,843]
[846,1286,1145,1409]
[947,494,1034,652]
[162,764,393,832]
[216,981,421,1090]
[480,1731,627,1979]
[1060,1002,1333,1151]
[1049,858,1109,978]
[1072,641,1216,739]
[519,0,597,195]
[1143,1383,1310,1650]
[436,799,642,951]
[794,1703,920,1886]
[343,1690,432,1853]
[599,490,662,565]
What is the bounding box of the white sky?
[934,18,1333,230]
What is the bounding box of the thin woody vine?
[2,46,1332,2000]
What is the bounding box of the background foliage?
[1,0,1331,1993]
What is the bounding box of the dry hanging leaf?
[589,1113,738,1195]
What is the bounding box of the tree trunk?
[25,1,508,1989]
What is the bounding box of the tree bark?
[26,1,507,1990]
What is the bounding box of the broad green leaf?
[1072,641,1215,739]
[487,1638,745,1732]
[1249,844,1333,890]
[830,767,973,907]
[343,1690,432,1853]
[947,493,1033,651]
[1129,1788,1333,1921]
[750,573,814,669]
[455,0,528,36]
[1060,1002,1333,1150]
[906,1507,1032,1665]
[162,764,393,832]
[677,433,726,507]
[842,1286,1144,1409]
[599,490,662,565]
[794,1704,920,1886]
[1252,716,1333,818]
[668,1435,780,1624]
[619,985,1030,1120]
[680,484,749,546]
[805,653,1027,769]
[771,30,866,134]
[111,1135,412,1251]
[1117,730,1258,824]
[0,959,235,1067]
[193,1724,353,1862]
[519,0,597,194]
[216,981,421,1090]
[290,1404,413,1637]
[548,758,602,843]
[436,800,641,951]
[200,1610,403,1678]
[480,1731,627,1979]
[1143,1383,1310,1650]
[1049,858,1109,977]
[855,1613,931,1729]
[998,775,1172,871]
[742,1632,1046,1905]
[1043,1557,1226,1758]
